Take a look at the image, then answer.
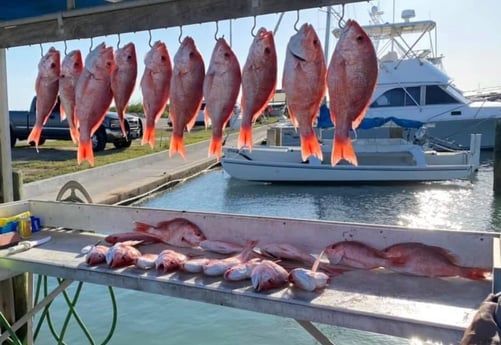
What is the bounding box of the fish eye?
[189,52,195,58]
[313,39,318,45]
[127,55,132,60]
[50,62,56,68]
[224,52,230,58]
[356,35,364,42]
[161,56,166,61]
[264,47,270,54]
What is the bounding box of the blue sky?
[5,0,501,110]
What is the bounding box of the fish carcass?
[199,239,244,255]
[282,24,326,162]
[27,47,61,149]
[140,41,172,148]
[238,27,277,150]
[134,217,206,248]
[325,241,388,270]
[75,43,115,166]
[105,241,142,268]
[169,36,205,158]
[223,258,262,281]
[59,50,83,143]
[251,260,289,292]
[82,244,109,266]
[111,42,138,137]
[155,249,188,273]
[327,19,378,166]
[203,240,257,276]
[203,38,241,159]
[383,242,490,280]
[288,249,330,292]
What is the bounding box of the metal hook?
[148,30,153,48]
[294,10,300,32]
[251,16,257,37]
[117,33,121,49]
[89,37,93,52]
[39,43,43,57]
[338,4,346,29]
[178,26,183,44]
[214,21,219,40]
[64,40,67,55]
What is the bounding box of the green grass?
[12,126,215,183]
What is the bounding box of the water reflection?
[138,163,497,232]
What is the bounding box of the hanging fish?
[238,27,277,150]
[59,50,83,144]
[112,42,138,137]
[283,23,326,162]
[169,37,205,158]
[140,41,172,148]
[203,38,241,160]
[75,43,115,166]
[27,47,61,149]
[327,19,378,166]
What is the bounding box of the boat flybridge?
[332,8,501,149]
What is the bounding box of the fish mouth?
[291,51,306,62]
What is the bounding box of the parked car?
[10,97,143,151]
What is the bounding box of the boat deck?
[0,200,499,344]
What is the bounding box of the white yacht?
[331,8,501,149]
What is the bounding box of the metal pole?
[324,6,332,64]
[0,48,14,202]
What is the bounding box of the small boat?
[221,134,481,183]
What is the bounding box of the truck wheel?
[113,121,132,149]
[92,127,106,152]
[10,128,16,147]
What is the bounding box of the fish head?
[144,41,171,73]
[338,19,376,58]
[181,227,207,247]
[61,50,83,76]
[174,36,204,74]
[287,23,323,62]
[38,47,61,78]
[211,38,237,67]
[250,28,277,63]
[115,42,137,68]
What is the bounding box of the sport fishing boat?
[220,134,481,183]
[325,8,501,149]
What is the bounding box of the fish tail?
[27,126,43,151]
[59,105,67,121]
[208,136,223,160]
[300,132,323,162]
[460,267,491,280]
[169,134,186,159]
[70,127,79,144]
[331,136,358,166]
[134,221,154,233]
[77,139,95,166]
[141,125,156,149]
[238,125,253,150]
[117,111,127,138]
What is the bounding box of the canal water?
[35,152,499,345]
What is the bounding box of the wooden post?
[494,119,501,194]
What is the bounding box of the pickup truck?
[10,97,143,151]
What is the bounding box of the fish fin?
[60,104,67,121]
[27,126,42,151]
[288,107,298,128]
[77,139,94,166]
[169,134,186,159]
[119,116,127,138]
[389,257,407,266]
[331,136,357,166]
[70,127,79,144]
[352,101,371,130]
[300,132,323,162]
[318,262,348,277]
[460,267,491,280]
[134,221,155,233]
[204,108,211,129]
[186,114,197,133]
[312,249,325,272]
[238,125,253,150]
[208,136,223,160]
[141,125,156,149]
